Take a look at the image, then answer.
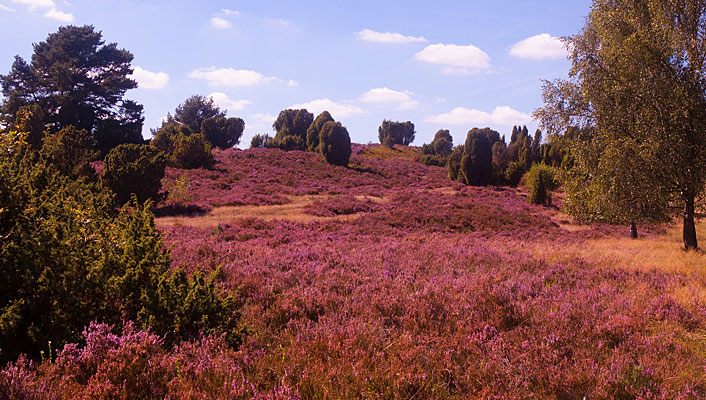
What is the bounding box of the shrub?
[103,143,166,205]
[40,125,97,180]
[447,145,464,181]
[201,116,244,149]
[526,164,559,205]
[151,122,193,155]
[378,120,415,147]
[0,154,240,362]
[250,133,273,148]
[505,161,526,187]
[460,128,493,186]
[306,111,334,152]
[172,133,213,169]
[318,121,351,166]
[272,109,313,151]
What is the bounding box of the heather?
[4,146,704,399]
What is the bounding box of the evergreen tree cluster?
[420,129,454,166]
[378,120,416,148]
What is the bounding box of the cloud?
[415,43,491,74]
[189,66,292,88]
[131,66,169,89]
[425,106,533,126]
[0,3,16,11]
[222,8,239,16]
[509,33,567,60]
[208,92,251,112]
[210,17,231,29]
[359,87,418,110]
[11,0,73,21]
[291,98,364,118]
[356,29,427,44]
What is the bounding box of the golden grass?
[155,195,361,228]
[358,145,420,160]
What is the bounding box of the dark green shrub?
[103,143,166,205]
[151,122,193,155]
[306,111,334,152]
[505,161,526,187]
[40,125,97,180]
[251,133,272,149]
[201,116,244,149]
[378,120,415,146]
[526,164,560,205]
[0,155,241,362]
[272,109,313,151]
[460,128,493,186]
[171,95,225,133]
[447,145,464,181]
[172,133,213,169]
[318,121,351,166]
[419,154,446,167]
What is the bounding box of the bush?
[378,120,415,147]
[201,116,244,149]
[151,122,192,155]
[525,164,560,205]
[505,161,526,187]
[460,128,493,186]
[103,143,166,205]
[272,109,313,151]
[306,111,334,152]
[40,125,97,180]
[172,133,213,169]
[0,155,240,362]
[447,145,464,181]
[318,121,351,166]
[250,133,272,149]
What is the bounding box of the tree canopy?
[378,120,415,147]
[0,25,144,154]
[534,0,706,249]
[271,109,314,151]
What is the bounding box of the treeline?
[250,109,353,167]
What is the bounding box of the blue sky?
[0,0,592,146]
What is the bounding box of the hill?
[7,145,706,398]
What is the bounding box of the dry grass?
[155,195,361,228]
[358,144,420,160]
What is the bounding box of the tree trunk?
[683,193,698,250]
[630,222,638,239]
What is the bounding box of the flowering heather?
[3,145,705,399]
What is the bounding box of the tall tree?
[534,0,706,249]
[201,116,245,149]
[0,25,144,153]
[170,95,225,134]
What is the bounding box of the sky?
[0,0,593,147]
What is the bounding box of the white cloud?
[356,29,427,44]
[222,8,239,16]
[189,66,288,87]
[0,3,16,11]
[359,87,418,110]
[11,0,53,11]
[425,106,533,126]
[265,17,293,28]
[11,0,73,21]
[509,33,567,60]
[414,43,491,74]
[208,92,251,112]
[291,98,364,118]
[210,17,231,29]
[131,66,169,90]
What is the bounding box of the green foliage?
[250,133,272,149]
[420,130,454,167]
[378,120,415,147]
[172,133,214,169]
[525,164,559,205]
[170,95,225,134]
[200,116,244,149]
[446,145,464,181]
[306,111,334,152]
[271,109,314,151]
[11,105,46,150]
[0,25,144,154]
[0,153,240,362]
[102,143,166,205]
[504,161,525,188]
[318,120,351,167]
[460,128,495,186]
[40,126,97,180]
[534,0,706,248]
